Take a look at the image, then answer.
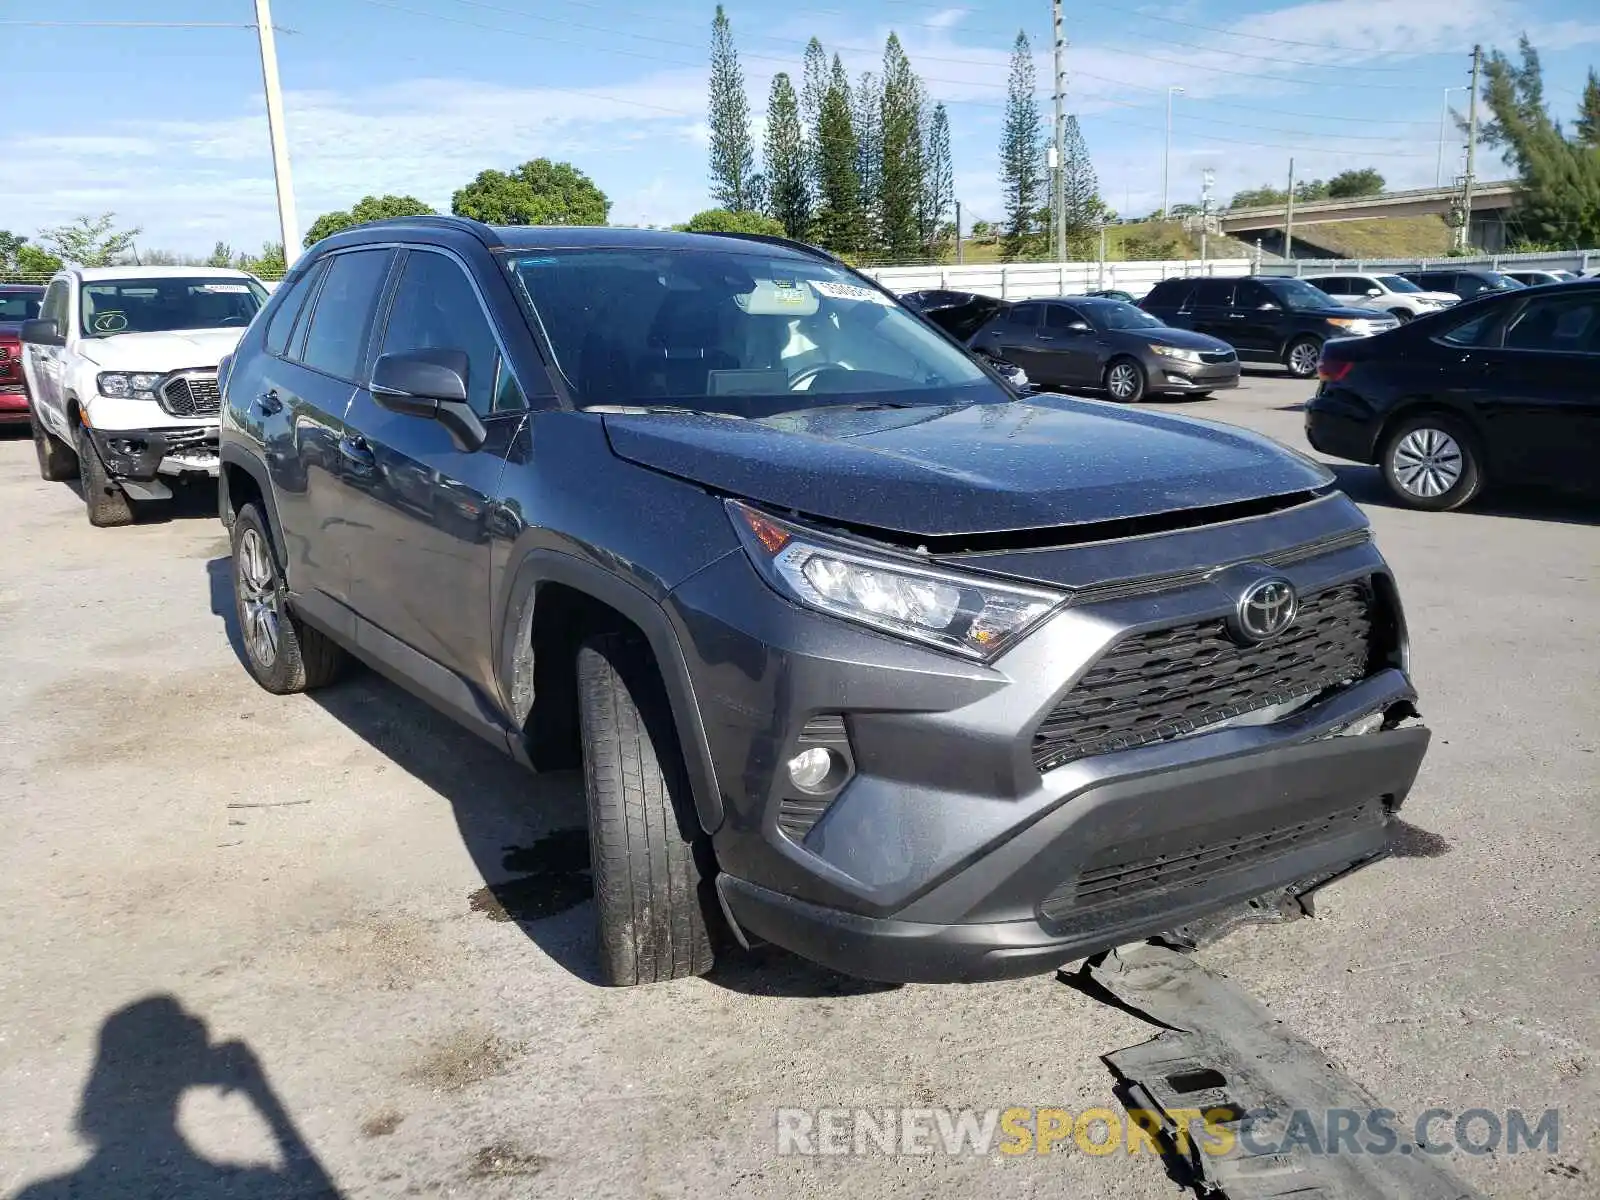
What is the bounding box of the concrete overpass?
[1219,181,1518,251]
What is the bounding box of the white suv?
[1304,272,1458,322]
[22,266,268,526]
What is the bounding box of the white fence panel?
[863,258,1252,300]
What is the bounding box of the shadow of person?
[13,996,340,1200]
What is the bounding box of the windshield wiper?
[583,404,744,418]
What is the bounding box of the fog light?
[787,747,836,793]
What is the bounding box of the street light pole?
[1162,86,1184,219]
[254,0,299,266]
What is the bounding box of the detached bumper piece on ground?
[1075,944,1482,1200]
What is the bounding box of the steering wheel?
[787,363,835,392]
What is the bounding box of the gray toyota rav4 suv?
[217,217,1430,986]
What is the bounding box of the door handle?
[254,389,283,415]
[1228,313,1247,320]
[338,434,375,467]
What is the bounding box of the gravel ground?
[0,375,1595,1199]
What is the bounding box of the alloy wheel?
[1288,341,1320,377]
[1107,363,1139,400]
[1390,427,1463,499]
[236,527,282,667]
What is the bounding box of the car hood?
[1113,326,1233,352]
[75,328,245,371]
[1412,291,1459,303]
[603,397,1332,538]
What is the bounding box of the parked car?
[967,294,1239,401]
[1141,275,1400,378]
[1306,279,1600,510]
[899,290,1034,391]
[20,266,268,526]
[0,284,45,425]
[1502,268,1580,287]
[1399,268,1524,300]
[1083,288,1138,303]
[1303,272,1457,322]
[219,216,1430,987]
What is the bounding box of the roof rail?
[700,230,841,264]
[336,214,504,249]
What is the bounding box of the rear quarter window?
[1143,279,1192,308]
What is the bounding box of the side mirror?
[1067,321,1093,333]
[371,349,485,452]
[21,318,62,346]
[1366,288,1383,298]
[1257,302,1280,312]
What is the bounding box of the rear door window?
[1009,303,1043,329]
[1045,304,1087,330]
[1503,294,1600,354]
[297,249,395,381]
[1437,310,1500,348]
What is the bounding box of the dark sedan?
[970,296,1239,401]
[1306,279,1600,510]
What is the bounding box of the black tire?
[74,424,133,527]
[230,502,347,693]
[1103,356,1147,403]
[1389,308,1413,324]
[1379,412,1484,511]
[1284,336,1322,379]
[28,406,78,481]
[576,632,714,986]
[1188,391,1214,400]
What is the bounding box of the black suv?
[218,217,1430,986]
[1142,275,1400,378]
[1401,268,1525,300]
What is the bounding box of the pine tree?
[920,103,954,257]
[853,71,882,257]
[707,4,755,212]
[1576,68,1600,150]
[764,72,810,239]
[878,34,926,263]
[1059,115,1102,259]
[999,31,1043,261]
[811,56,865,257]
[800,37,829,201]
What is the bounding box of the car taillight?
[1317,357,1353,382]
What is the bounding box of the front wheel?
[1103,357,1147,403]
[577,633,714,986]
[74,425,133,527]
[1380,413,1484,511]
[1285,337,1322,379]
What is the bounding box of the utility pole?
[1162,86,1183,218]
[1200,167,1215,263]
[955,200,964,264]
[1458,45,1482,253]
[254,0,299,266]
[1284,157,1296,261]
[1051,0,1066,262]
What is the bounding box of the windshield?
[1092,300,1164,330]
[503,248,996,416]
[79,277,267,337]
[1377,275,1422,293]
[1268,278,1340,312]
[0,290,41,322]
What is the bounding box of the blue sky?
[5,0,1599,255]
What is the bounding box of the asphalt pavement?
[0,374,1595,1199]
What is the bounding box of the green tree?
[1295,178,1330,202]
[303,194,436,248]
[0,231,62,278]
[999,32,1043,261]
[1326,168,1386,198]
[853,71,883,256]
[238,242,287,278]
[764,73,810,240]
[681,208,786,235]
[920,102,954,256]
[707,4,756,212]
[38,212,141,267]
[1059,114,1103,258]
[811,56,865,257]
[1577,68,1600,149]
[1229,185,1287,209]
[877,34,926,263]
[1478,38,1600,247]
[452,159,610,225]
[206,240,235,268]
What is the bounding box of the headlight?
[1151,344,1203,364]
[729,501,1064,660]
[98,371,164,400]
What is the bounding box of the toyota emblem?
[1231,577,1298,644]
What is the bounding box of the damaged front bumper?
[89,425,219,484]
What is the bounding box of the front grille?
[1039,800,1382,920]
[1032,581,1376,771]
[159,372,221,418]
[1198,348,1236,363]
[0,345,10,362]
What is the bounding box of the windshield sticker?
[197,283,250,293]
[91,312,129,333]
[811,280,894,306]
